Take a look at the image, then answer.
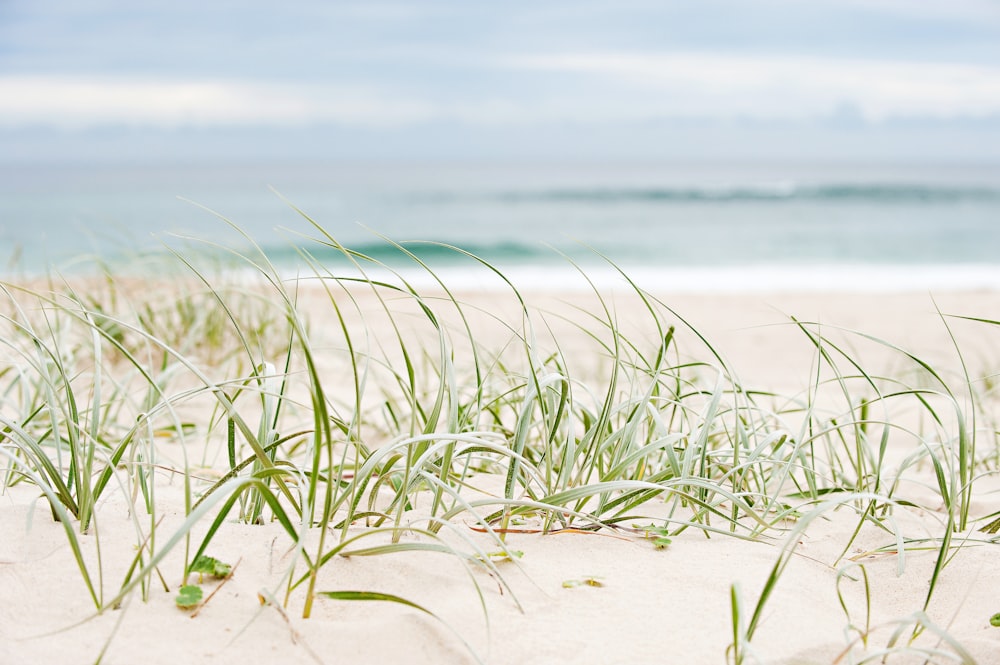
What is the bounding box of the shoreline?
[34,264,1000,295]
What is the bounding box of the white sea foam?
[268,262,1000,294]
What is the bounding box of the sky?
[2,0,1000,164]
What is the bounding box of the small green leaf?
[189,555,232,579]
[635,523,671,537]
[175,584,203,609]
[990,613,1000,627]
[562,576,604,588]
[485,549,523,561]
[633,523,673,549]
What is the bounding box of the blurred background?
[2,1,1000,286]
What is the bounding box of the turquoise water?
[3,161,1000,289]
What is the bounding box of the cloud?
[503,52,1000,121]
[0,76,436,128]
[5,49,1000,132]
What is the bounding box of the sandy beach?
[7,0,1000,663]
[2,282,1000,664]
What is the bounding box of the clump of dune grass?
[1,215,998,664]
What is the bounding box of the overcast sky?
[3,0,1000,163]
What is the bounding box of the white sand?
[2,288,1000,664]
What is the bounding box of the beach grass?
[1,226,998,664]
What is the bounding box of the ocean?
[3,161,1000,291]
